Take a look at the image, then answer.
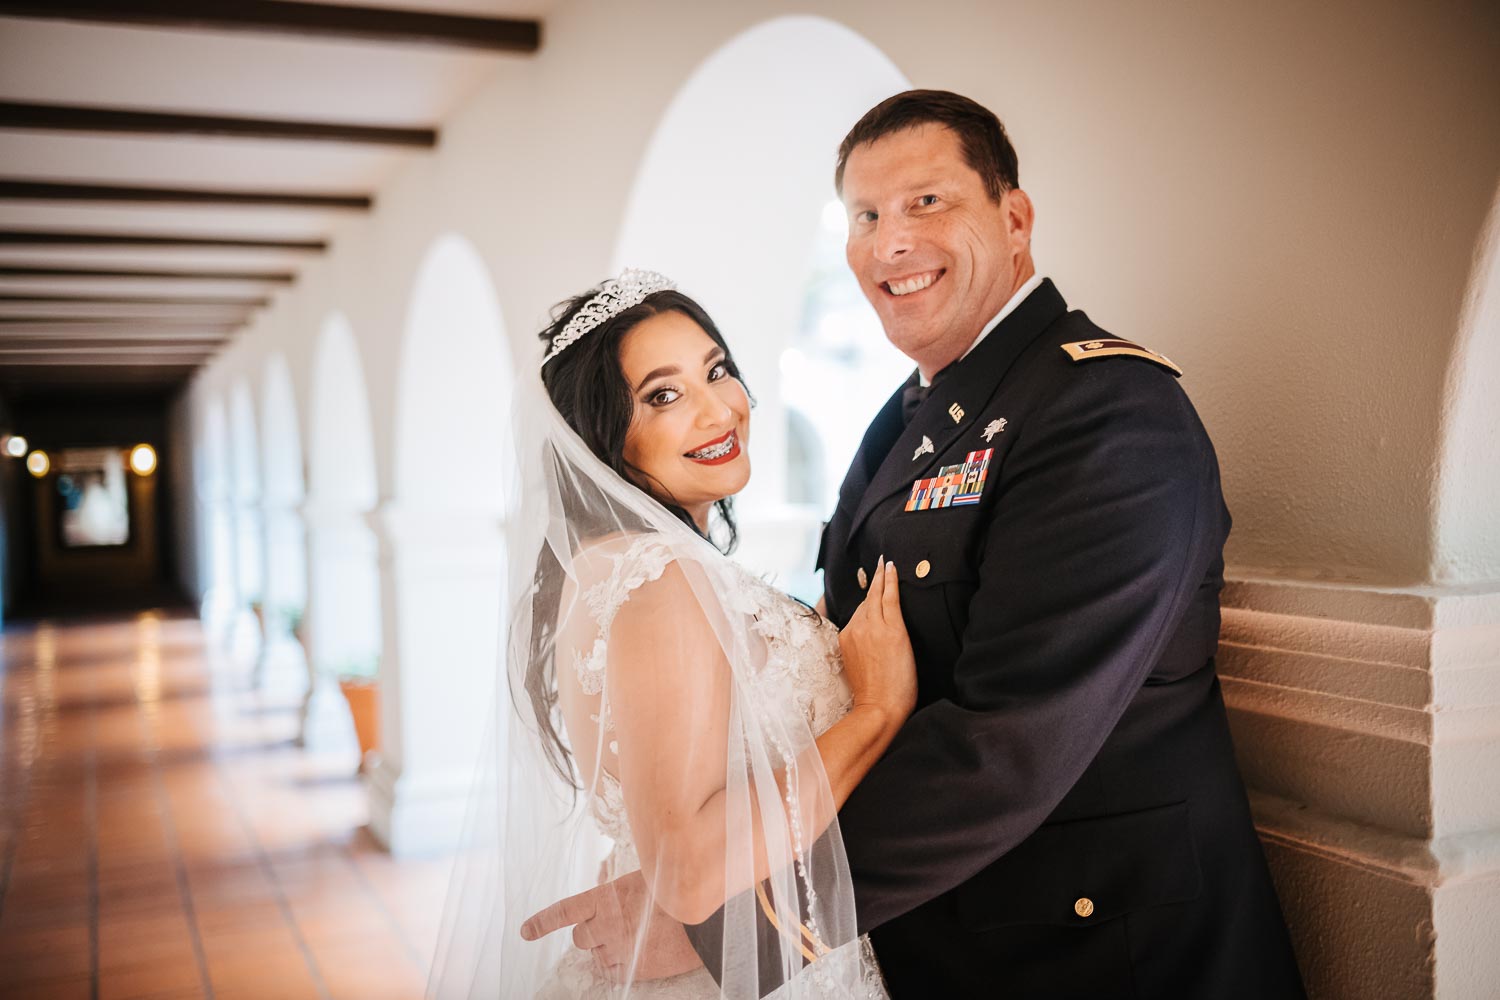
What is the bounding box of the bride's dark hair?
[524,283,752,784]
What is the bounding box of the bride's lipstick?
[684,429,741,466]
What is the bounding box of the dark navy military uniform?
[817,279,1305,998]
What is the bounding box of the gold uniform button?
[1074,897,1095,918]
[857,567,869,589]
[915,559,931,579]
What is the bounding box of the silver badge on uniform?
[913,435,934,461]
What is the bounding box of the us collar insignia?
[905,449,993,511]
[913,435,935,461]
[982,418,1007,442]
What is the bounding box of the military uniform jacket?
[818,280,1305,999]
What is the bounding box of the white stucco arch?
[198,394,236,628]
[228,379,263,608]
[392,232,512,511]
[261,353,308,621]
[262,353,306,510]
[611,14,909,575]
[370,233,512,854]
[309,313,378,512]
[305,312,382,679]
[1432,182,1500,585]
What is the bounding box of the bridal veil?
[425,358,875,998]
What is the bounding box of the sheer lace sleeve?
[569,534,676,696]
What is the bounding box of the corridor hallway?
[0,612,447,999]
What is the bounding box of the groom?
[528,91,1305,997]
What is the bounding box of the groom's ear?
[1003,188,1035,252]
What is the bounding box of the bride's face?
[619,310,752,530]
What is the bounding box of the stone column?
[365,504,506,857]
[1219,579,1500,998]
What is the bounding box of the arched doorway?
[305,312,382,746]
[228,379,263,658]
[612,15,910,590]
[197,395,237,638]
[369,233,512,855]
[259,353,308,682]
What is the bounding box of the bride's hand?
[838,557,918,723]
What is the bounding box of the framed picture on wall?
[54,447,131,548]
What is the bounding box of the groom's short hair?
[835,89,1019,203]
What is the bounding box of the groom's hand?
[520,869,704,982]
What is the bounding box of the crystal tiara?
[541,268,677,366]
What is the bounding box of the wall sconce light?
[2,434,27,458]
[26,450,49,478]
[130,443,158,476]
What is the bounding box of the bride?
[428,270,914,998]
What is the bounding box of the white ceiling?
[0,2,549,398]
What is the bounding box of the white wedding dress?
[536,536,888,999]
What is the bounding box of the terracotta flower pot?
[338,677,380,771]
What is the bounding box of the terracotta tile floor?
[0,611,449,1000]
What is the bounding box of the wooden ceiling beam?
[0,335,228,348]
[0,1,541,53]
[0,292,270,306]
[0,178,371,209]
[1,332,225,340]
[0,229,326,250]
[0,354,218,365]
[0,323,240,331]
[0,101,436,147]
[0,264,294,281]
[0,317,242,328]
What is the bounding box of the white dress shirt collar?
[919,272,1046,387]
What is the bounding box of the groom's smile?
[882,268,946,297]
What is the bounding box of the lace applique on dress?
[729,573,853,737]
[570,534,677,698]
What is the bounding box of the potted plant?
[334,653,380,773]
[282,605,306,646]
[248,598,268,684]
[281,606,314,745]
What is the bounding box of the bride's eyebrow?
[633,348,723,392]
[634,365,678,392]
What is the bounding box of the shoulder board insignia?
[1061,339,1182,377]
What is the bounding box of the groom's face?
[841,123,1032,376]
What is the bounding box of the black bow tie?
[900,366,953,426]
[901,382,929,426]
